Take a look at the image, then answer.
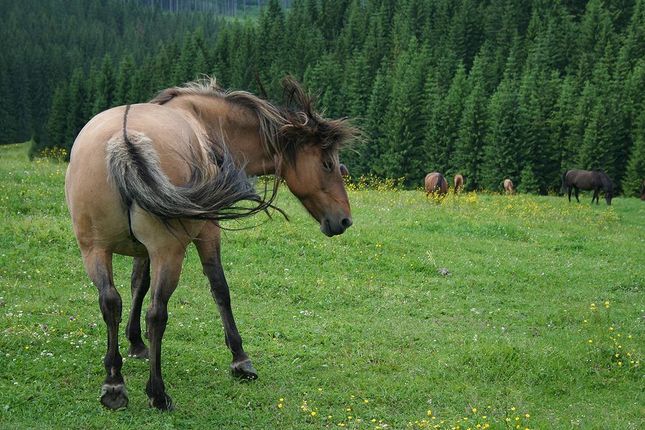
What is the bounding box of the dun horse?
[425,172,448,197]
[453,174,464,194]
[562,169,613,205]
[65,77,357,410]
[503,179,514,194]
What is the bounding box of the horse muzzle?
[321,216,353,237]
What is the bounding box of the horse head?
[600,172,614,205]
[277,77,359,236]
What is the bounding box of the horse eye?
[322,160,334,173]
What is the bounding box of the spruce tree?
[90,55,116,115]
[381,38,428,185]
[364,62,393,178]
[453,54,488,190]
[623,110,645,197]
[45,83,70,151]
[424,62,469,176]
[114,54,137,105]
[550,76,579,179]
[65,68,87,152]
[480,62,521,191]
[303,54,344,119]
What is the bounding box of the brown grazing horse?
[424,172,448,197]
[562,169,614,205]
[339,163,350,177]
[453,174,464,194]
[66,77,357,410]
[503,178,514,194]
[640,179,645,200]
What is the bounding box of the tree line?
[5,0,645,196]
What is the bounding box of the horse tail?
[105,110,269,222]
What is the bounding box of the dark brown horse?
[66,77,357,410]
[640,179,645,200]
[425,172,448,197]
[503,178,514,194]
[562,169,614,205]
[453,174,464,194]
[339,163,350,177]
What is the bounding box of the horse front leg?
[145,249,184,410]
[592,189,600,204]
[82,249,129,410]
[567,186,572,202]
[194,223,257,380]
[574,187,580,203]
[125,256,150,359]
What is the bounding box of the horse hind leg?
[83,249,129,410]
[194,224,257,380]
[125,257,150,359]
[574,187,580,203]
[145,248,185,410]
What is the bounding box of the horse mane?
[149,76,359,165]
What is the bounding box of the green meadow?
[0,142,643,429]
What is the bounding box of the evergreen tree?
[283,0,324,79]
[44,83,70,151]
[623,109,645,196]
[364,62,393,177]
[381,38,428,185]
[65,68,87,152]
[577,0,615,81]
[453,55,488,190]
[257,0,286,94]
[424,62,468,176]
[517,163,540,194]
[304,54,344,119]
[114,54,137,105]
[90,55,116,115]
[480,66,521,191]
[550,76,579,176]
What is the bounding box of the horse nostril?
[341,217,353,229]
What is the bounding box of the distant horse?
[340,163,350,177]
[425,172,448,197]
[562,169,613,205]
[640,179,645,200]
[65,77,357,410]
[453,174,464,194]
[503,179,514,194]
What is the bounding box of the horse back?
[565,169,606,190]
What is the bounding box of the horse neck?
[165,95,277,176]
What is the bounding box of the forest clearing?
[1,143,643,429]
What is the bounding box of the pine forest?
[1,0,644,196]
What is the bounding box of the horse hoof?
[128,345,149,359]
[231,359,258,380]
[100,383,129,410]
[148,393,173,411]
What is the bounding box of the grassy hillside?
[0,143,643,429]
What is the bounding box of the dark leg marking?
[126,256,150,359]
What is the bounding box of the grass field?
[0,142,643,429]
